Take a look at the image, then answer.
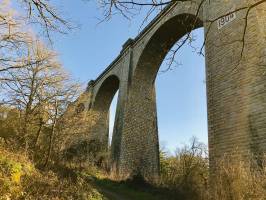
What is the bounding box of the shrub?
[211,154,266,200]
[0,146,105,200]
[61,139,109,170]
[159,138,209,200]
[159,138,266,200]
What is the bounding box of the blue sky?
[50,1,208,153]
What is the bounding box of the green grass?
[89,174,181,200]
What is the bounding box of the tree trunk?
[44,100,58,168]
[33,119,43,148]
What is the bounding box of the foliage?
[61,139,109,170]
[159,137,209,200]
[0,146,105,200]
[0,147,32,199]
[211,154,266,200]
[159,139,266,200]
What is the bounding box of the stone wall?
[203,0,266,169]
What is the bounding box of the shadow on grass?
[89,174,184,200]
[41,164,186,200]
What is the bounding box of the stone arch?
[119,13,204,179]
[133,13,203,84]
[90,75,120,150]
[93,75,120,112]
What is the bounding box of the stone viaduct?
[75,0,266,180]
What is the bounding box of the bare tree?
[42,77,81,167]
[0,0,78,76]
[0,38,80,153]
[17,0,73,40]
[0,1,32,74]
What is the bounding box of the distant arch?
[94,75,120,112]
[91,75,120,149]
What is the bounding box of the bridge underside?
[74,0,266,181]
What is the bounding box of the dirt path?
[96,187,131,200]
[86,176,133,200]
[85,175,172,200]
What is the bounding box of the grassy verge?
[0,147,105,200]
[88,174,180,200]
